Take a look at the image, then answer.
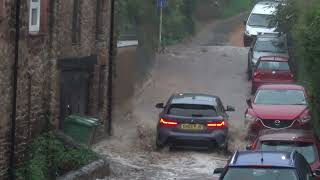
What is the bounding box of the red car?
[245,84,311,137]
[251,56,294,94]
[246,129,320,179]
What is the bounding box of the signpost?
[156,0,167,51]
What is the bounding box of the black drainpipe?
[106,0,115,135]
[9,0,21,179]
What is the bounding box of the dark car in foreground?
[214,151,316,180]
[251,56,294,94]
[247,34,289,80]
[245,84,310,137]
[247,129,320,179]
[155,93,235,153]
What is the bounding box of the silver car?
[247,33,289,80]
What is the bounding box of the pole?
[9,0,21,179]
[158,6,163,50]
[106,0,115,135]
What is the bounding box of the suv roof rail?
[257,32,285,37]
[290,150,297,165]
[230,151,239,164]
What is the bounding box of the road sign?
[156,0,167,8]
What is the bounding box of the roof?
[259,56,289,62]
[257,33,286,39]
[259,129,316,142]
[229,151,295,168]
[258,84,305,90]
[252,1,279,15]
[171,93,218,106]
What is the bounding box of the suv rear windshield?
[223,167,297,180]
[248,14,276,27]
[261,141,317,164]
[257,61,290,71]
[254,40,287,53]
[168,104,217,117]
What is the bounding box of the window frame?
[29,0,41,33]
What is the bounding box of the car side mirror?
[155,103,164,109]
[213,168,224,174]
[246,98,252,107]
[226,105,235,112]
[243,19,247,25]
[246,144,252,150]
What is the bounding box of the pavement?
[94,14,250,180]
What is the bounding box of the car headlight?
[298,115,311,123]
[245,30,250,36]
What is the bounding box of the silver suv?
[243,1,279,46]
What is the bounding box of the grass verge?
[16,133,98,180]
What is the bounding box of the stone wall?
[0,0,111,178]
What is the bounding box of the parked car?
[243,1,279,46]
[245,84,310,137]
[155,93,235,153]
[213,150,317,180]
[247,34,289,80]
[251,55,294,94]
[246,129,320,179]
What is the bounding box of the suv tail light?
[159,118,178,126]
[253,72,261,79]
[207,120,225,128]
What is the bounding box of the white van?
[243,1,279,46]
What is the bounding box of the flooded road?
[94,14,250,180]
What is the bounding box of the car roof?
[171,93,218,106]
[258,84,305,90]
[259,56,289,62]
[257,33,286,39]
[229,151,295,168]
[252,1,279,15]
[259,129,316,142]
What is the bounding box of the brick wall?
[0,0,111,178]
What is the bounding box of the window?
[72,0,81,44]
[261,141,317,164]
[257,61,290,71]
[168,104,217,117]
[254,39,287,53]
[248,14,276,28]
[29,0,41,32]
[254,89,307,105]
[223,167,298,180]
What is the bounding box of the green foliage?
[222,0,251,18]
[276,0,320,134]
[16,134,98,180]
[162,0,196,45]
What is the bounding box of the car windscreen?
[248,14,276,27]
[223,167,298,180]
[257,61,290,71]
[254,40,287,53]
[261,141,317,164]
[168,104,217,117]
[254,89,306,105]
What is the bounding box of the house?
[0,0,112,178]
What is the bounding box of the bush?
[16,134,98,180]
[276,0,320,133]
